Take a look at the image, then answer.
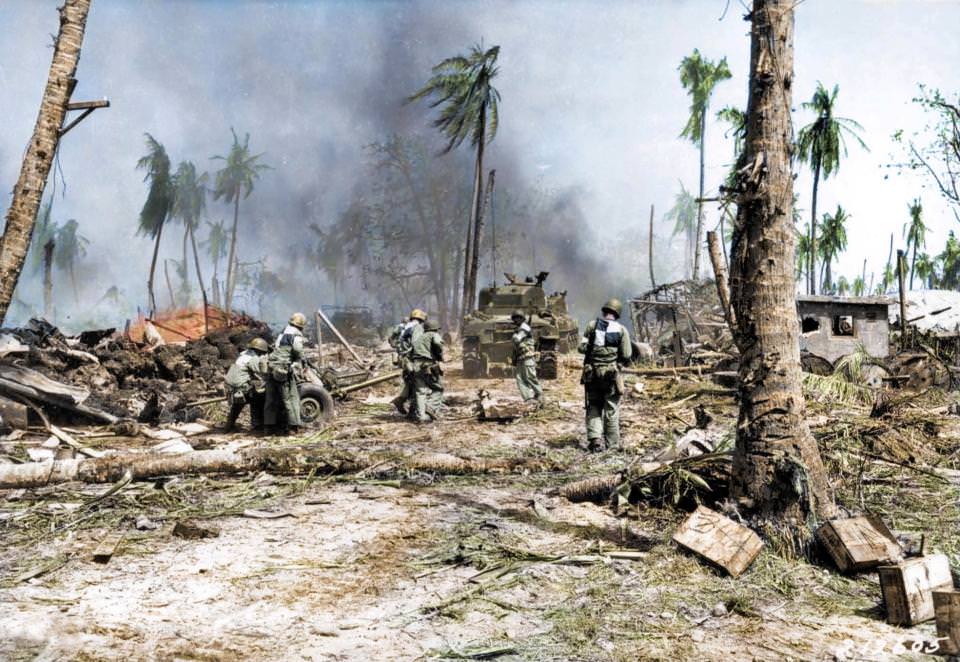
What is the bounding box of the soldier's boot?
[391,395,408,415]
[224,401,243,432]
[587,438,607,453]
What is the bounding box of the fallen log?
[622,364,717,376]
[0,376,117,424]
[554,473,623,502]
[0,445,564,489]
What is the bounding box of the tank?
[461,272,580,379]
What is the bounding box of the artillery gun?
[461,272,579,379]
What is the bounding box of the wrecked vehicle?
[461,272,579,379]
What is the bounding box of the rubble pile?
[0,317,272,425]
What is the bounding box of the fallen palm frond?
[802,371,875,405]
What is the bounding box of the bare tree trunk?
[692,111,707,280]
[707,231,735,332]
[728,0,835,547]
[648,204,657,289]
[43,239,55,319]
[808,163,820,295]
[146,221,164,316]
[163,259,175,310]
[0,0,91,325]
[189,224,209,332]
[468,167,495,313]
[224,195,240,321]
[461,107,487,325]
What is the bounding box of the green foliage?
[796,83,868,180]
[171,161,209,231]
[666,182,696,238]
[677,49,731,146]
[211,128,270,205]
[53,219,88,272]
[135,134,173,238]
[939,231,960,289]
[716,105,746,159]
[851,275,866,296]
[836,275,850,295]
[408,44,501,154]
[202,220,229,266]
[904,197,927,288]
[796,225,810,283]
[914,251,937,288]
[818,205,849,292]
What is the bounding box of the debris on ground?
[816,515,903,573]
[878,553,954,625]
[671,505,764,577]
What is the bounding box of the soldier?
[224,337,269,431]
[264,312,306,435]
[578,298,632,452]
[511,309,543,404]
[390,309,427,416]
[410,318,445,422]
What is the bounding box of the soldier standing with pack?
[264,312,306,436]
[390,309,427,416]
[578,299,632,452]
[410,318,445,422]
[511,309,543,405]
[224,337,270,431]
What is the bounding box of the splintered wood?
[878,554,954,625]
[816,516,902,573]
[934,590,960,655]
[672,506,763,577]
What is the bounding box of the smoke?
[0,0,735,332]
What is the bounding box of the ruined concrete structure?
[798,295,892,363]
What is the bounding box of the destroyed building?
[798,295,892,364]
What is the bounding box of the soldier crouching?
[224,337,269,431]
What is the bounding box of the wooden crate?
[816,515,902,573]
[878,554,954,626]
[934,590,960,655]
[672,505,763,578]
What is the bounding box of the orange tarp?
[127,306,250,344]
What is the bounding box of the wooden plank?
[92,533,124,564]
[672,505,764,577]
[816,516,902,573]
[878,554,953,625]
[934,590,960,655]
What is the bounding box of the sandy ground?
[0,359,953,661]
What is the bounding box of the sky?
[0,0,958,329]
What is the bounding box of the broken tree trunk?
[0,446,562,489]
[0,0,92,325]
[707,230,736,333]
[727,0,835,538]
[648,204,656,289]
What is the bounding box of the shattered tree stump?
[878,554,954,625]
[816,516,903,573]
[934,590,960,655]
[672,505,763,577]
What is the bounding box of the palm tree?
[817,205,849,293]
[939,232,960,289]
[665,182,697,277]
[678,49,731,280]
[202,220,230,307]
[796,82,867,295]
[796,225,810,285]
[171,161,210,326]
[914,252,936,289]
[54,219,88,302]
[851,275,866,296]
[836,276,850,296]
[903,198,926,289]
[409,43,501,320]
[136,134,174,317]
[211,129,270,319]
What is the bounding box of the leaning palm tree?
[136,134,174,317]
[903,198,926,289]
[817,205,849,293]
[409,43,501,320]
[202,220,230,307]
[53,219,88,302]
[796,83,867,295]
[171,161,210,326]
[211,129,270,319]
[665,182,697,278]
[678,49,731,279]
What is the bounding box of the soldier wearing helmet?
[390,308,428,416]
[578,298,632,452]
[224,336,270,432]
[264,312,307,435]
[511,309,543,405]
[409,317,445,421]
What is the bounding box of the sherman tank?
[461,272,579,379]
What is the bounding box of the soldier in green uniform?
[511,310,543,404]
[390,309,427,416]
[410,318,445,422]
[224,337,270,431]
[578,298,632,452]
[264,312,306,435]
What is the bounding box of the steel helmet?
[424,319,440,332]
[510,309,526,321]
[247,337,270,353]
[289,312,307,329]
[409,309,428,321]
[601,298,623,318]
